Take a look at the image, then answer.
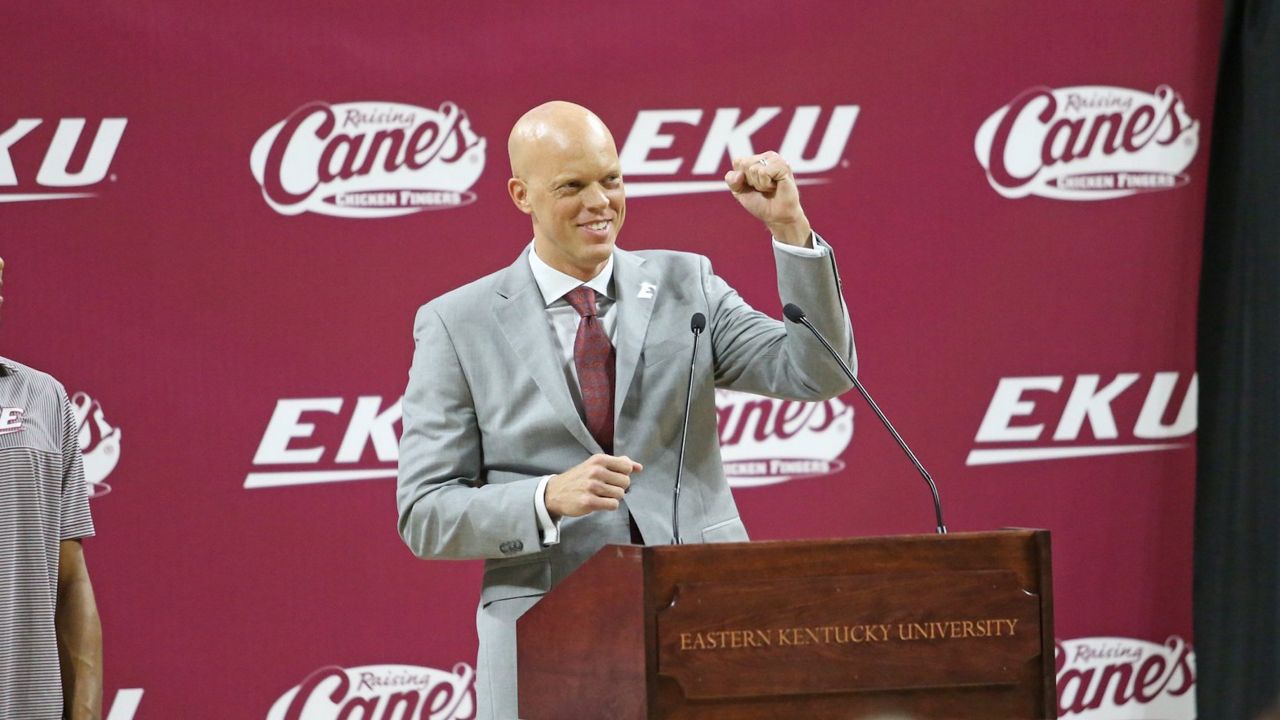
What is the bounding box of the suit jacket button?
[500,540,523,555]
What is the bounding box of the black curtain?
[1195,0,1280,717]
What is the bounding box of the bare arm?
[56,539,102,720]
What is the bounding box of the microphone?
[672,312,706,544]
[783,303,947,534]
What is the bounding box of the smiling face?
[507,102,626,281]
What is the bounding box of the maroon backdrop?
[2,2,1218,718]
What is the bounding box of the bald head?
[508,101,616,180]
[506,101,626,281]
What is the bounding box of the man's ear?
[508,177,532,215]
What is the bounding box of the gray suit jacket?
[397,238,854,719]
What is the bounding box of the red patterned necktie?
[564,286,615,453]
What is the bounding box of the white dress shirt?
[526,237,826,545]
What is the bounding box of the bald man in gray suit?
[396,101,855,719]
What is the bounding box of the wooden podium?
[517,530,1054,719]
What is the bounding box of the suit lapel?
[494,248,602,454]
[611,249,658,419]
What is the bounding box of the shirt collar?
[0,356,15,376]
[526,242,614,307]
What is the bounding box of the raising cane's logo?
[717,389,854,487]
[250,101,485,218]
[1056,636,1195,719]
[266,663,475,720]
[975,85,1199,201]
[70,391,121,498]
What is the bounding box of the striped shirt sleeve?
[59,388,94,541]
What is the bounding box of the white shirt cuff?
[534,475,562,546]
[772,232,826,257]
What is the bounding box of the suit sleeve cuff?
[534,475,562,546]
[772,232,827,257]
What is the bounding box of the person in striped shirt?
[0,255,103,720]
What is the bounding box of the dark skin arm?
[56,539,102,720]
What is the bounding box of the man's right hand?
[545,454,643,519]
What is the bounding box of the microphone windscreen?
[690,312,707,332]
[783,303,806,323]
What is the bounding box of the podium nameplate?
[657,570,1041,699]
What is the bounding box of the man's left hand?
[724,151,813,247]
